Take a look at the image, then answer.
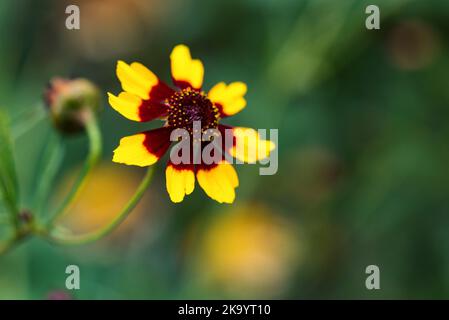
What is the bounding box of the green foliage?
[0,111,19,216]
[1,0,449,299]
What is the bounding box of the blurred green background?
[1,0,449,299]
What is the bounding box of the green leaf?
[11,104,46,140]
[32,132,65,216]
[0,110,19,215]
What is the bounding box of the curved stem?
[3,198,19,230]
[46,115,102,228]
[39,165,155,245]
[0,235,18,256]
[12,104,46,140]
[0,215,10,224]
[0,228,30,256]
[33,134,65,216]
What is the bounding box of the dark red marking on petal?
[196,161,219,172]
[214,102,228,117]
[172,79,200,91]
[150,81,175,102]
[137,81,174,121]
[167,159,195,172]
[195,141,225,171]
[143,127,173,159]
[138,100,169,122]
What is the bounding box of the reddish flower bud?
[44,77,101,134]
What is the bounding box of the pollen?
[166,88,219,134]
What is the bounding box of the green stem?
[0,215,10,224]
[0,228,30,256]
[33,133,65,217]
[39,166,155,245]
[46,115,102,228]
[0,235,18,256]
[2,195,19,230]
[11,105,46,140]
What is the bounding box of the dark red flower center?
[166,88,219,135]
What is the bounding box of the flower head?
[108,45,274,203]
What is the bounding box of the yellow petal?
[108,92,142,122]
[116,60,160,100]
[108,91,168,122]
[130,62,158,82]
[197,161,239,204]
[230,127,275,163]
[208,82,247,117]
[112,128,171,167]
[170,44,204,90]
[165,164,195,203]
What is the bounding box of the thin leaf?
[32,132,65,216]
[11,105,46,140]
[0,110,19,217]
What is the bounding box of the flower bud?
[44,77,101,134]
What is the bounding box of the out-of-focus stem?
[39,165,155,245]
[46,114,102,228]
[0,236,18,256]
[0,227,32,256]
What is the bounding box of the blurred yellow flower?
[196,204,299,297]
[54,163,151,236]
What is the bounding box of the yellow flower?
[196,204,299,297]
[54,164,149,235]
[108,45,274,204]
